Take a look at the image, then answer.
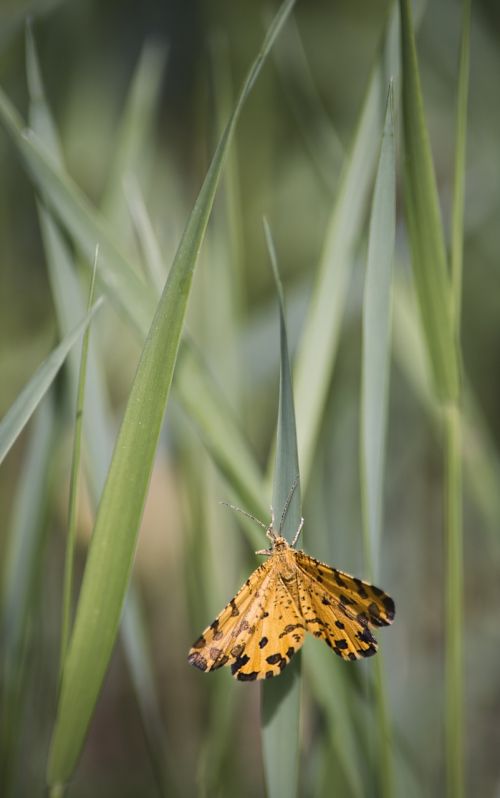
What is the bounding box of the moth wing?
[295,566,379,660]
[188,559,274,674]
[231,575,305,681]
[295,550,395,628]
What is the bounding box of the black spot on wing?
[259,636,268,649]
[230,599,239,617]
[188,652,208,671]
[231,654,250,675]
[236,670,259,681]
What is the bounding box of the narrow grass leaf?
[360,83,396,572]
[0,396,56,797]
[47,1,297,786]
[360,84,396,798]
[293,5,400,487]
[175,344,267,547]
[399,0,459,402]
[393,278,500,535]
[261,221,301,798]
[0,85,156,336]
[59,254,98,672]
[0,301,102,466]
[100,41,167,228]
[445,3,470,795]
[303,644,364,798]
[450,0,471,329]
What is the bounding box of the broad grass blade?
[46,1,298,786]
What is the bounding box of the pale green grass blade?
[100,41,167,229]
[124,175,166,292]
[303,644,364,798]
[0,395,56,797]
[360,84,396,798]
[400,2,468,795]
[399,0,459,403]
[271,10,344,194]
[47,1,297,786]
[393,278,500,534]
[360,83,396,572]
[261,221,301,798]
[444,402,463,798]
[450,0,471,329]
[445,3,470,796]
[121,589,173,795]
[175,345,266,551]
[59,254,98,672]
[0,86,155,336]
[293,5,400,486]
[0,300,102,465]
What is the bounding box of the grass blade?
[360,83,396,797]
[451,0,470,330]
[0,301,102,466]
[361,83,396,572]
[0,395,56,797]
[399,0,459,403]
[261,221,301,798]
[293,5,400,486]
[47,2,297,787]
[59,253,98,673]
[400,2,469,795]
[445,2,470,796]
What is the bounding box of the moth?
[188,507,395,681]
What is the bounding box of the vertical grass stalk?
[59,252,98,676]
[360,83,396,798]
[445,2,470,795]
[261,220,302,798]
[400,2,467,792]
[444,403,463,798]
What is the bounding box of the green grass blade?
[293,5,400,487]
[450,0,470,330]
[59,254,98,674]
[0,300,102,466]
[261,221,301,798]
[175,343,266,543]
[100,41,167,229]
[303,644,364,798]
[0,395,56,797]
[360,84,396,798]
[0,85,156,336]
[399,0,459,402]
[393,278,500,535]
[400,2,469,795]
[46,2,297,786]
[445,3,470,796]
[444,403,463,798]
[361,83,396,572]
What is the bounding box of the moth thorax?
[272,536,290,552]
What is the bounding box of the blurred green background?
[1,0,500,796]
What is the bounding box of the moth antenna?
[278,475,300,532]
[219,501,268,530]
